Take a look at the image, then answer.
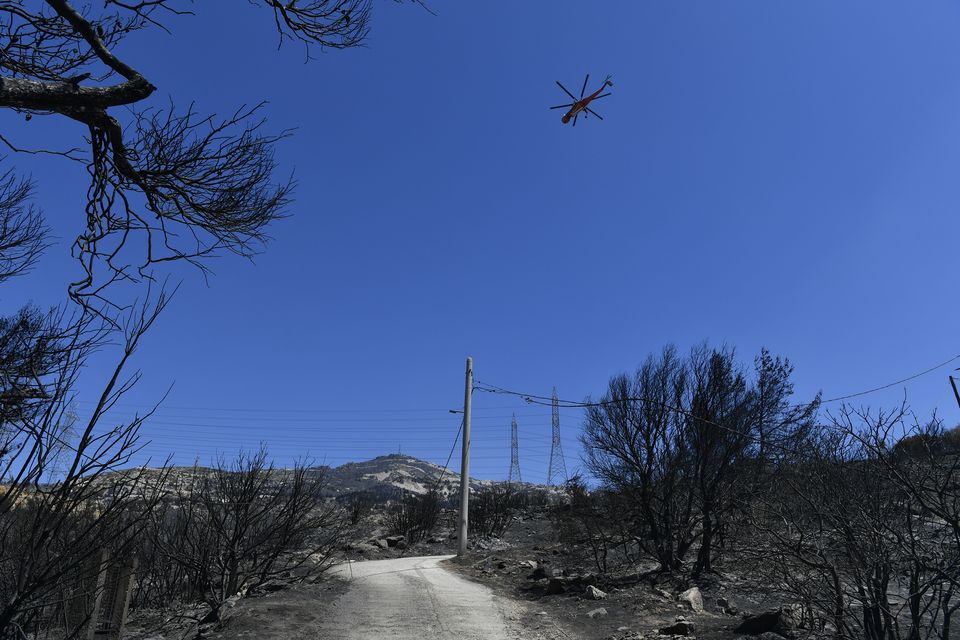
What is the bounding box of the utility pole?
[508,413,521,486]
[457,357,473,557]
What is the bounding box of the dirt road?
[316,555,523,639]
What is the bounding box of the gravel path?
[317,555,523,639]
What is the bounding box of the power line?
[475,380,817,458]
[477,352,960,411]
[819,354,960,403]
[430,416,464,495]
[70,399,543,414]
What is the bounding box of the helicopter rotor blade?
[580,74,589,99]
[573,112,579,127]
[556,81,578,101]
[591,93,612,101]
[585,107,603,120]
[549,103,575,110]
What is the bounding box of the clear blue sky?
[2,1,959,482]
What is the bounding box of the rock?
[779,604,803,630]
[497,561,507,570]
[255,581,287,593]
[587,607,608,619]
[734,606,802,636]
[679,587,704,613]
[654,588,674,600]
[519,560,538,569]
[385,535,406,548]
[394,539,407,550]
[585,585,608,600]
[370,539,389,549]
[717,597,739,615]
[659,620,695,635]
[529,566,548,580]
[545,577,565,595]
[578,572,599,586]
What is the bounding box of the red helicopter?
[551,74,613,126]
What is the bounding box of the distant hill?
[104,454,549,501]
[318,453,495,499]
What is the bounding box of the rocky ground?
[447,507,814,640]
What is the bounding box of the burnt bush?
[469,485,523,538]
[386,489,441,544]
[133,449,345,621]
[342,490,376,525]
[548,477,640,574]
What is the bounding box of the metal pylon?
[508,413,521,485]
[547,387,567,486]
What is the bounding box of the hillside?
[320,453,497,498]
[103,453,531,500]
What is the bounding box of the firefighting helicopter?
[550,74,613,126]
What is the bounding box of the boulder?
[370,539,390,549]
[545,577,565,595]
[734,606,802,636]
[717,597,739,615]
[385,535,406,548]
[659,620,695,635]
[579,572,600,586]
[585,585,608,600]
[586,607,608,619]
[679,587,704,613]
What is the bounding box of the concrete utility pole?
[457,357,473,557]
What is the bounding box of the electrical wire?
[474,380,815,457]
[819,354,960,403]
[477,352,960,410]
[430,416,463,495]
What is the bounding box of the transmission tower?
[508,413,522,485]
[547,387,567,486]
